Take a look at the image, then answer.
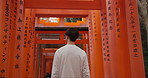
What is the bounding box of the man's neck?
[67,40,75,45]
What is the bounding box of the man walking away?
[51,28,90,78]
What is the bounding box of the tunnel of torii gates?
[0,0,146,78]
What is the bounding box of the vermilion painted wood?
[90,10,104,78]
[35,31,88,34]
[24,0,101,10]
[115,0,131,77]
[35,31,88,44]
[35,9,89,17]
[28,9,36,78]
[0,0,146,77]
[36,40,88,44]
[0,0,10,78]
[12,0,24,77]
[125,0,146,77]
[100,0,112,77]
[106,0,118,77]
[22,9,32,78]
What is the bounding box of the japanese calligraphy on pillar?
[107,0,114,31]
[28,17,33,76]
[125,0,145,77]
[8,0,17,77]
[23,14,29,78]
[24,15,31,76]
[24,9,33,76]
[28,15,36,78]
[106,0,118,77]
[26,53,31,75]
[88,17,92,72]
[106,0,117,62]
[115,2,120,38]
[101,12,110,62]
[15,0,23,67]
[92,11,104,78]
[126,0,142,57]
[24,17,28,48]
[0,0,10,78]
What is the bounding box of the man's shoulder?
[74,46,87,56]
[75,46,86,52]
[57,45,67,51]
[55,45,67,53]
[56,44,86,55]
[54,45,68,56]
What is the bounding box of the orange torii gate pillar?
[99,0,146,78]
[0,0,146,78]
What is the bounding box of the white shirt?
[51,44,90,78]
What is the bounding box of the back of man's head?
[47,72,49,75]
[65,28,79,42]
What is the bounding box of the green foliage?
[140,22,148,77]
[64,18,82,22]
[139,6,148,78]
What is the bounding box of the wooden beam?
[35,31,88,34]
[41,48,57,53]
[34,9,89,17]
[45,56,54,59]
[35,27,88,31]
[24,0,101,10]
[36,39,88,44]
[36,14,88,17]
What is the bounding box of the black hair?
[47,72,49,74]
[65,28,79,42]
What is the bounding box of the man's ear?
[65,35,68,40]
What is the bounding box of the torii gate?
[0,0,146,78]
[25,0,146,77]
